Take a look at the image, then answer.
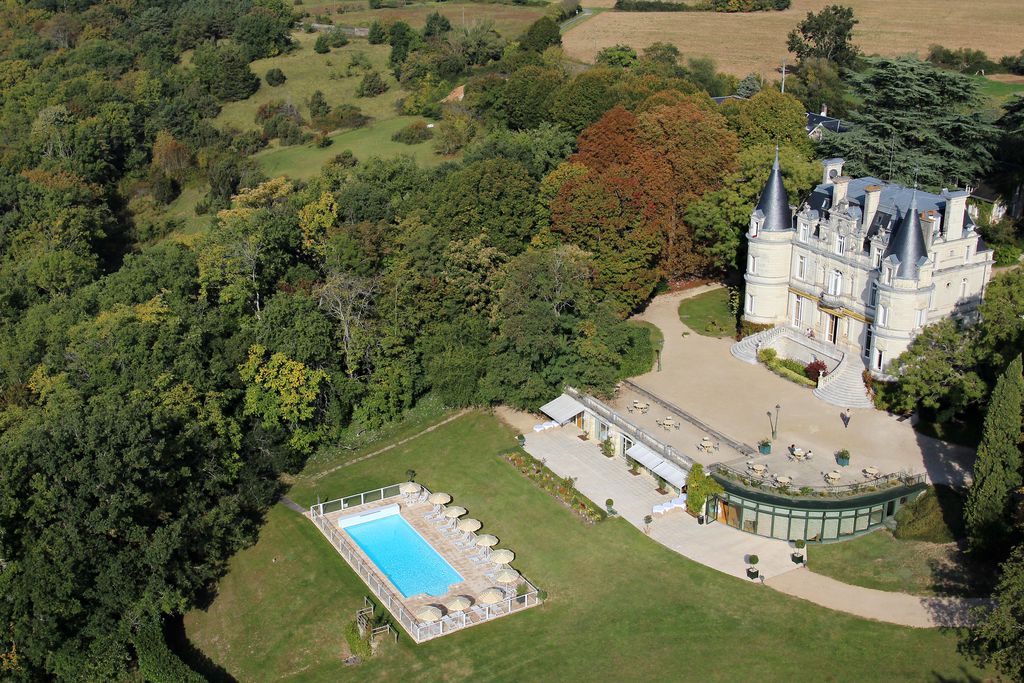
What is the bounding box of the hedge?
[134,619,205,683]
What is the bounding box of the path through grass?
[185,412,982,682]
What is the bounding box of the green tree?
[596,44,638,69]
[641,41,680,67]
[819,58,998,189]
[685,463,724,516]
[520,17,561,53]
[550,67,620,134]
[786,4,860,68]
[433,110,477,154]
[963,541,1024,680]
[502,65,565,130]
[423,11,452,38]
[723,87,814,154]
[234,5,294,60]
[191,42,260,102]
[964,355,1023,555]
[368,20,387,44]
[787,57,851,118]
[314,33,330,54]
[735,73,761,98]
[308,89,330,118]
[356,71,389,97]
[463,123,575,179]
[265,67,286,86]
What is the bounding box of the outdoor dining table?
[750,463,767,474]
[825,471,841,483]
[864,466,880,477]
[775,475,792,485]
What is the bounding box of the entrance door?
[826,313,839,344]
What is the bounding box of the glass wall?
[711,488,919,543]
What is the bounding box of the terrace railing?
[710,463,927,500]
[564,386,696,470]
[309,483,542,643]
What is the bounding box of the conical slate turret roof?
[755,148,792,231]
[883,193,928,279]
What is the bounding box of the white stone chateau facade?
[742,155,994,377]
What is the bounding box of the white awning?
[626,444,688,488]
[539,394,586,424]
[625,443,662,470]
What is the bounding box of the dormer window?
[872,248,881,268]
[798,222,808,243]
[882,265,893,285]
[751,220,760,238]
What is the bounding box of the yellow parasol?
[427,492,451,505]
[489,548,515,565]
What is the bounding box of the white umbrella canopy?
[475,534,499,548]
[417,606,442,622]
[400,481,422,494]
[477,588,504,605]
[494,567,521,584]
[446,596,472,612]
[490,548,515,565]
[457,517,482,532]
[427,492,451,505]
[442,505,467,519]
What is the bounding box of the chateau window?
[828,270,843,296]
[869,282,879,307]
[915,309,926,328]
[751,221,759,238]
[797,255,807,280]
[872,248,881,268]
[875,347,884,371]
[798,222,808,242]
[964,245,972,264]
[746,292,755,314]
[877,304,888,327]
[748,255,758,275]
[864,328,873,358]
[835,234,846,255]
[882,266,893,285]
[960,278,968,299]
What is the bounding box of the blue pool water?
[344,513,463,598]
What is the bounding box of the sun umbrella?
[477,588,504,605]
[457,518,482,532]
[442,505,467,519]
[475,534,498,548]
[400,481,421,494]
[446,596,471,612]
[427,492,451,505]
[490,548,515,565]
[494,567,521,584]
[416,606,442,622]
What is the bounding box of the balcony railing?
[819,290,846,310]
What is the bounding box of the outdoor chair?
[673,423,680,430]
[468,605,487,622]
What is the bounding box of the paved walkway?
[630,287,976,487]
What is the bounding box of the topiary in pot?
[747,554,760,580]
[792,539,806,564]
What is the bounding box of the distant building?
[742,154,994,377]
[805,105,849,141]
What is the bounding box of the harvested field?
[563,0,1024,76]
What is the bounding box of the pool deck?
[310,491,541,642]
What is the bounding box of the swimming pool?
[342,508,463,598]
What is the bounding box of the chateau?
[742,154,994,377]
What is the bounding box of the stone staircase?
[730,326,874,408]
[729,327,783,365]
[813,355,874,408]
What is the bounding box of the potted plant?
[757,438,772,455]
[747,555,760,580]
[405,469,416,482]
[643,514,653,535]
[791,539,806,564]
[516,434,526,447]
[600,437,615,458]
[655,475,668,494]
[835,448,851,467]
[605,498,615,514]
[628,458,640,476]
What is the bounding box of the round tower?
[743,150,795,325]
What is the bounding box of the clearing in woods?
[563,0,1024,77]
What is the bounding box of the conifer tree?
[964,354,1023,555]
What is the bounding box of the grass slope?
[186,412,980,682]
[677,287,735,338]
[305,1,547,38]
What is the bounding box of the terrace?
[309,483,541,643]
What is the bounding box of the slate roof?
[754,149,792,231]
[882,193,928,279]
[805,112,850,134]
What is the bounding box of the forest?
[1,0,1022,679]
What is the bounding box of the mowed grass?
[185,411,981,682]
[307,1,547,38]
[215,33,405,132]
[677,287,736,337]
[562,0,1024,76]
[254,115,448,179]
[808,529,994,597]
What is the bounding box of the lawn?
[306,1,547,39]
[254,115,448,180]
[677,287,736,338]
[215,34,406,132]
[185,411,981,682]
[808,529,994,597]
[562,0,1024,76]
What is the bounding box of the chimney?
[832,176,850,205]
[862,185,882,231]
[921,210,940,249]
[942,189,969,240]
[820,104,828,117]
[821,158,844,185]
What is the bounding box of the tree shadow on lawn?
[167,613,240,683]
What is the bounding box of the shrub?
[600,437,615,458]
[134,619,205,683]
[756,348,777,364]
[328,150,359,168]
[344,621,372,659]
[805,359,828,382]
[367,20,387,44]
[993,243,1023,266]
[927,44,998,74]
[233,130,268,155]
[149,171,180,205]
[356,71,389,97]
[265,67,286,86]
[369,0,382,7]
[738,320,773,339]
[312,103,370,133]
[328,28,349,47]
[390,119,433,144]
[894,486,963,542]
[255,100,301,124]
[314,34,330,53]
[314,132,332,147]
[748,554,759,566]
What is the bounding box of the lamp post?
[656,340,663,372]
[767,404,781,439]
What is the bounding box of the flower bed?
[503,450,607,524]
